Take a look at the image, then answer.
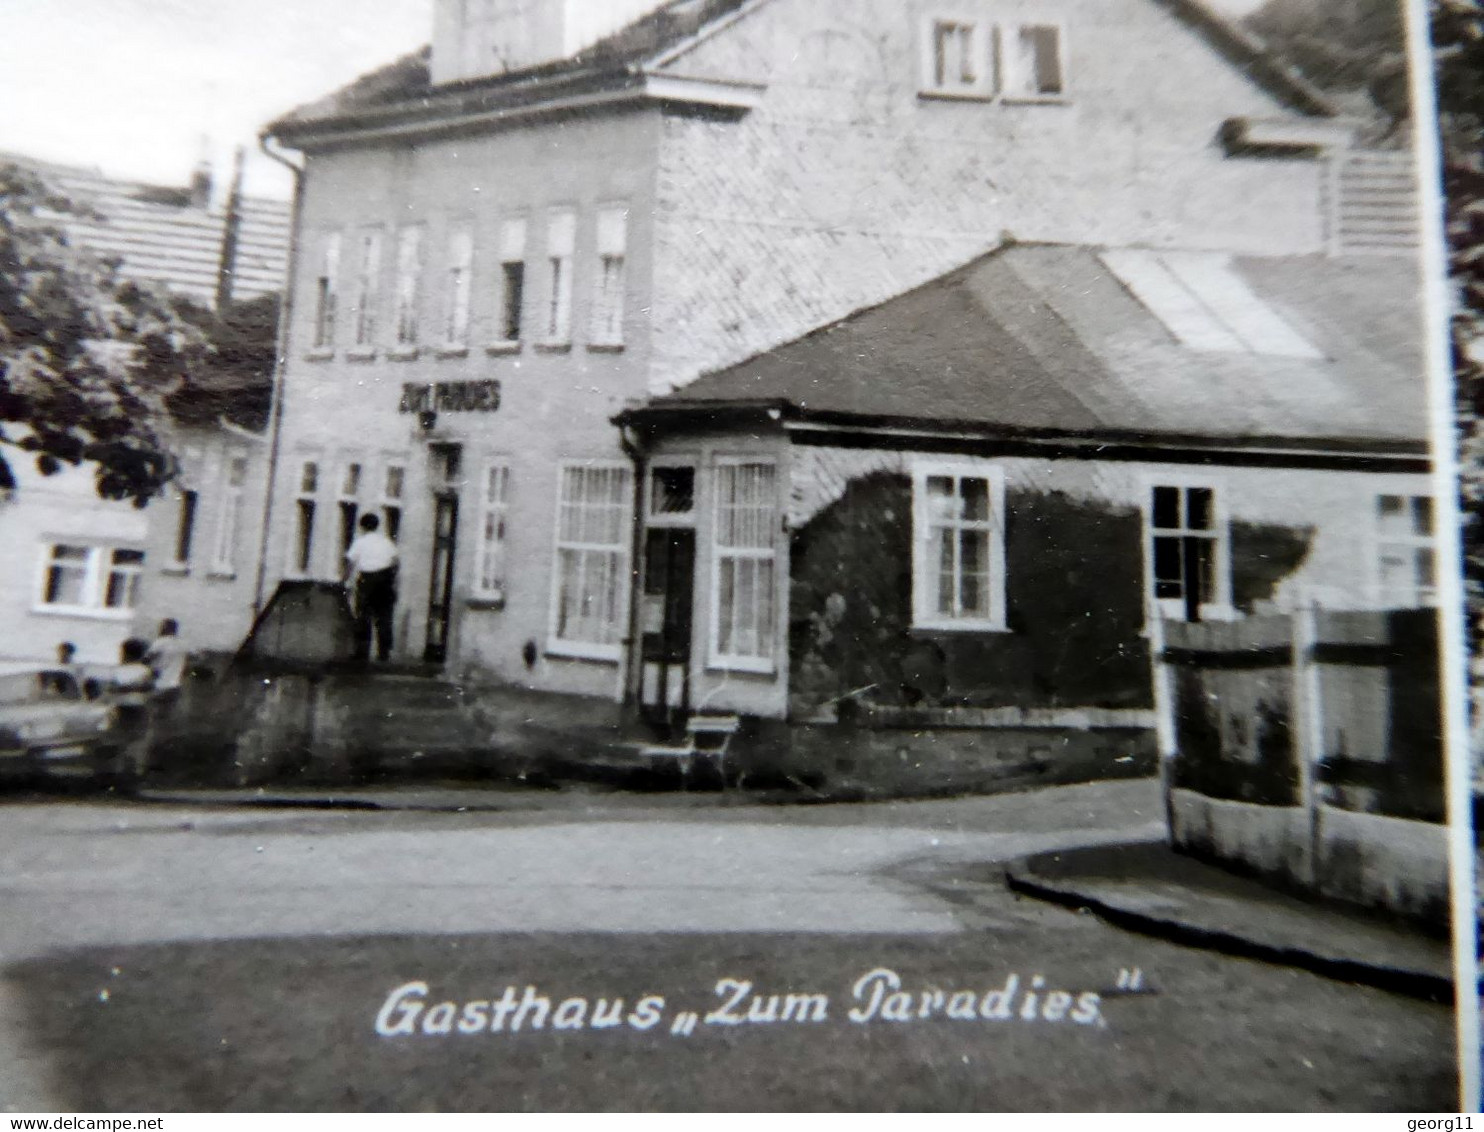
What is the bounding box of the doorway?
[424,491,459,665]
[639,527,695,736]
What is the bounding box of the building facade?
[259,0,1361,718]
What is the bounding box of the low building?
[0,155,286,664]
[615,242,1433,792]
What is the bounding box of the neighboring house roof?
[266,0,1329,145]
[3,153,290,309]
[624,243,1426,452]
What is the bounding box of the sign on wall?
[399,381,502,415]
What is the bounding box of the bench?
[639,714,741,789]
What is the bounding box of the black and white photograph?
[0,0,1478,1114]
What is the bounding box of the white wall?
[0,458,149,665]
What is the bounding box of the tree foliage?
[1245,0,1410,126]
[0,161,277,507]
[1431,0,1484,625]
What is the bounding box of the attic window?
[1100,250,1322,359]
[921,17,994,99]
[1004,24,1066,100]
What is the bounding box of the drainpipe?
[618,421,647,712]
[251,133,306,618]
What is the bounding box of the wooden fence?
[1155,608,1448,924]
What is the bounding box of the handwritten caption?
[375,967,1123,1040]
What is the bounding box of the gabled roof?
[266,0,759,144]
[266,0,1331,146]
[625,243,1426,452]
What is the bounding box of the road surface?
[0,780,1455,1111]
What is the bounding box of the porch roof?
[624,243,1429,453]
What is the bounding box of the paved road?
[0,781,1164,957]
[0,780,1162,1109]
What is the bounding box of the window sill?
[436,346,470,360]
[535,342,572,355]
[32,606,136,622]
[706,657,777,677]
[587,342,626,355]
[545,640,621,665]
[160,565,191,578]
[911,619,1011,634]
[346,348,378,362]
[207,571,238,582]
[485,342,523,357]
[466,595,506,612]
[306,348,335,361]
[918,87,994,103]
[387,347,421,361]
[1001,94,1071,106]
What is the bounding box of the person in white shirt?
[145,619,189,694]
[344,513,400,662]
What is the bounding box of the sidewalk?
[133,781,771,813]
[1006,841,1456,1001]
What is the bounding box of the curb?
[1004,860,1454,1004]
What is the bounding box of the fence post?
[1291,603,1324,890]
[1149,611,1177,843]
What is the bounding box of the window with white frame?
[712,461,778,668]
[103,548,144,610]
[38,544,145,615]
[291,460,320,576]
[1004,23,1065,99]
[544,210,576,345]
[1376,493,1436,608]
[312,232,341,350]
[1149,484,1227,622]
[648,464,696,523]
[495,217,527,345]
[171,488,198,568]
[394,226,423,347]
[921,17,993,98]
[475,462,512,602]
[550,463,631,657]
[336,462,363,559]
[352,230,382,348]
[912,465,1007,630]
[210,455,249,575]
[590,206,628,347]
[381,463,405,542]
[444,225,473,348]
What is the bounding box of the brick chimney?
[189,158,213,210]
[430,0,671,85]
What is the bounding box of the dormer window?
[1004,23,1066,100]
[921,17,994,99]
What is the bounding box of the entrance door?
[639,527,695,736]
[424,491,459,664]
